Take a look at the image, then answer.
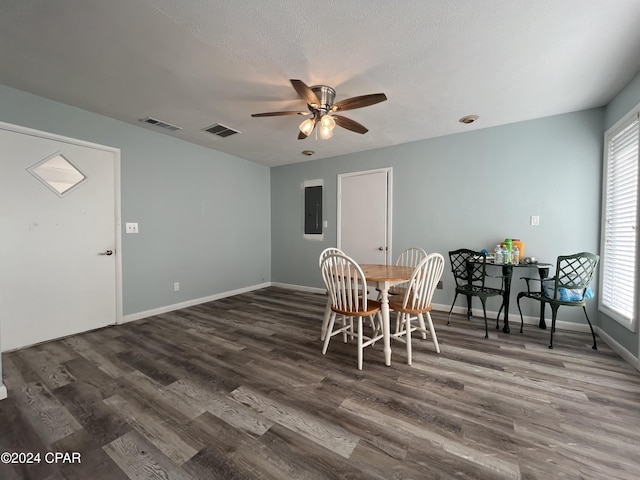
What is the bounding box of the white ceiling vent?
[203,123,241,138]
[139,116,183,131]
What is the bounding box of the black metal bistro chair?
[447,249,505,338]
[516,252,599,349]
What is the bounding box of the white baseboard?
[271,282,325,294]
[431,302,592,332]
[273,285,596,334]
[122,282,271,323]
[0,383,7,400]
[596,326,639,371]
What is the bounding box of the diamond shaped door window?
[27,153,87,197]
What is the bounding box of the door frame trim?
[0,120,123,327]
[337,167,393,264]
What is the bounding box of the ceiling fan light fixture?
[320,114,336,131]
[299,118,315,136]
[320,125,334,139]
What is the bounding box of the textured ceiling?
[1,0,640,167]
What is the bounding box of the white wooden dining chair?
[377,246,428,299]
[320,252,383,370]
[318,247,372,341]
[396,247,428,268]
[319,247,344,341]
[389,253,445,365]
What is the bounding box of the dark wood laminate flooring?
[1,286,640,479]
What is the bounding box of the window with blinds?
[600,111,639,330]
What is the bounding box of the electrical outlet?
[173,282,180,292]
[125,222,139,234]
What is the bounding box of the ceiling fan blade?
[290,79,321,107]
[251,111,310,117]
[333,115,369,134]
[331,93,387,112]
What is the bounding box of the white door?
[0,123,120,352]
[338,168,391,264]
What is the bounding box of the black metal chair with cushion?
[516,252,599,349]
[447,249,505,338]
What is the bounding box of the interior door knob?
[378,246,384,251]
[100,250,113,256]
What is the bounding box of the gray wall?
[271,109,604,324]
[605,70,640,130]
[0,85,271,317]
[600,71,640,356]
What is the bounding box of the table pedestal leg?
[538,267,549,329]
[380,284,391,366]
[501,265,513,333]
[539,303,547,329]
[465,262,473,319]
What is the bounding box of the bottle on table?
[512,245,520,265]
[512,239,524,260]
[504,238,512,264]
[495,244,503,264]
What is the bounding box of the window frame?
[599,107,640,332]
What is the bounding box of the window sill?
[599,305,637,332]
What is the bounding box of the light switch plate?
[125,222,139,234]
[530,215,540,226]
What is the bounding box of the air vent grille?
[203,123,241,138]
[139,117,183,131]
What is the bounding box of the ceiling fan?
[251,79,387,139]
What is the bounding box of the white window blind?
[601,112,639,328]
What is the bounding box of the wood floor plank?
[115,349,179,386]
[63,336,128,379]
[53,380,131,442]
[183,411,275,480]
[1,355,29,392]
[230,385,360,459]
[340,396,522,479]
[167,379,274,436]
[16,382,83,445]
[274,379,413,462]
[103,429,194,480]
[0,396,61,480]
[61,356,119,398]
[114,372,201,428]
[128,371,206,421]
[52,428,130,480]
[257,422,383,480]
[116,327,243,394]
[103,394,201,465]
